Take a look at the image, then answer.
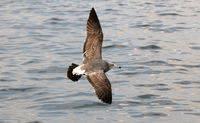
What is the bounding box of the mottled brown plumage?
[67,8,121,104]
[83,8,103,61]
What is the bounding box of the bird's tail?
[67,63,82,82]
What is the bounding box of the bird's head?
[108,63,121,70]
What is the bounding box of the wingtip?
[101,98,112,105]
[96,90,112,104]
[89,7,97,16]
[104,99,112,105]
[89,7,95,14]
[86,7,102,35]
[91,7,95,11]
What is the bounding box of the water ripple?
[139,45,162,50]
[174,81,200,85]
[0,78,17,82]
[28,101,108,110]
[158,13,181,16]
[184,113,200,116]
[135,83,167,87]
[27,121,43,123]
[132,112,168,117]
[29,77,65,81]
[133,94,159,99]
[190,46,200,50]
[136,60,168,66]
[27,66,66,73]
[0,87,35,93]
[103,44,127,49]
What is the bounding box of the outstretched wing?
[86,70,112,104]
[83,8,103,62]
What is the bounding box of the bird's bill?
[114,64,121,69]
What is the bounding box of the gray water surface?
[0,0,200,123]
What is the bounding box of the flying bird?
[67,8,121,104]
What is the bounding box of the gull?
[67,8,121,104]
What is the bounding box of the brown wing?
[86,70,112,104]
[83,8,103,62]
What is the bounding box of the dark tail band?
[67,63,82,82]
